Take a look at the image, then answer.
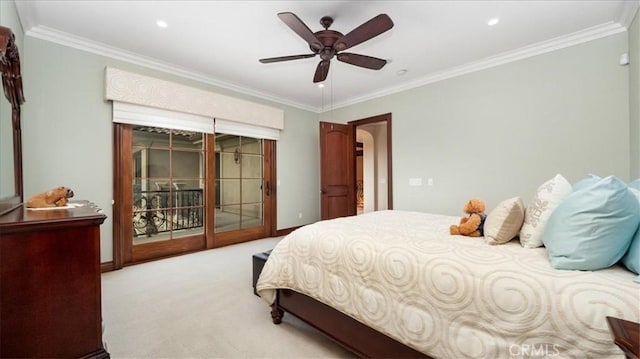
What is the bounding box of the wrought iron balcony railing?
[132,189,204,237]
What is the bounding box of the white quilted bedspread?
[256,210,640,358]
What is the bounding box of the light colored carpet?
[102,237,355,358]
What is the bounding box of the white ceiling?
[14,1,640,112]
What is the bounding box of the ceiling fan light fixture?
[487,17,500,26]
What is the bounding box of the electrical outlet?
[427,178,434,186]
[298,212,302,219]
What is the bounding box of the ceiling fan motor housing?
[314,30,343,59]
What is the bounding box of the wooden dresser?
[0,202,109,358]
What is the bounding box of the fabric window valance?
[105,67,284,138]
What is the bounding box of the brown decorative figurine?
[26,186,74,208]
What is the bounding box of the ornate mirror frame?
[0,26,24,216]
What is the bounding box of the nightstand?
[252,249,272,296]
[606,316,639,359]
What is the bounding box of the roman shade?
[214,118,280,140]
[113,101,214,133]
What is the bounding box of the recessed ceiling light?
[487,17,500,26]
[396,69,408,76]
[317,83,325,88]
[156,20,168,28]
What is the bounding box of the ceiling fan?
[259,12,394,83]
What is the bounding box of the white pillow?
[484,197,525,245]
[519,174,572,248]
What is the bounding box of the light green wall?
[21,37,319,263]
[630,11,640,179]
[11,5,637,262]
[329,32,630,216]
[0,0,23,199]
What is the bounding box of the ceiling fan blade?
[259,54,316,63]
[313,60,330,83]
[336,53,387,70]
[277,12,323,52]
[334,14,394,52]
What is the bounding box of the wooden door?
[320,122,355,220]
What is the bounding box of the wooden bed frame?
[269,288,429,358]
[268,289,635,359]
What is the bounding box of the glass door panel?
[132,127,205,244]
[241,179,263,202]
[241,154,262,177]
[215,134,264,233]
[218,203,241,232]
[241,203,263,229]
[241,137,262,154]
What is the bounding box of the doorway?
[351,113,392,214]
[319,114,392,220]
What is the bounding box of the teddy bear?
[26,186,74,208]
[449,198,487,237]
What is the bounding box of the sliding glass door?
[113,124,275,266]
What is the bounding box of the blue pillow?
[622,228,640,279]
[572,173,601,191]
[622,187,640,277]
[629,178,640,190]
[542,175,640,271]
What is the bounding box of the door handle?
[320,189,327,194]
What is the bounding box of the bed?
[256,210,639,358]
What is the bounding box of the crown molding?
[331,21,627,110]
[24,25,318,113]
[617,0,640,28]
[13,1,34,34]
